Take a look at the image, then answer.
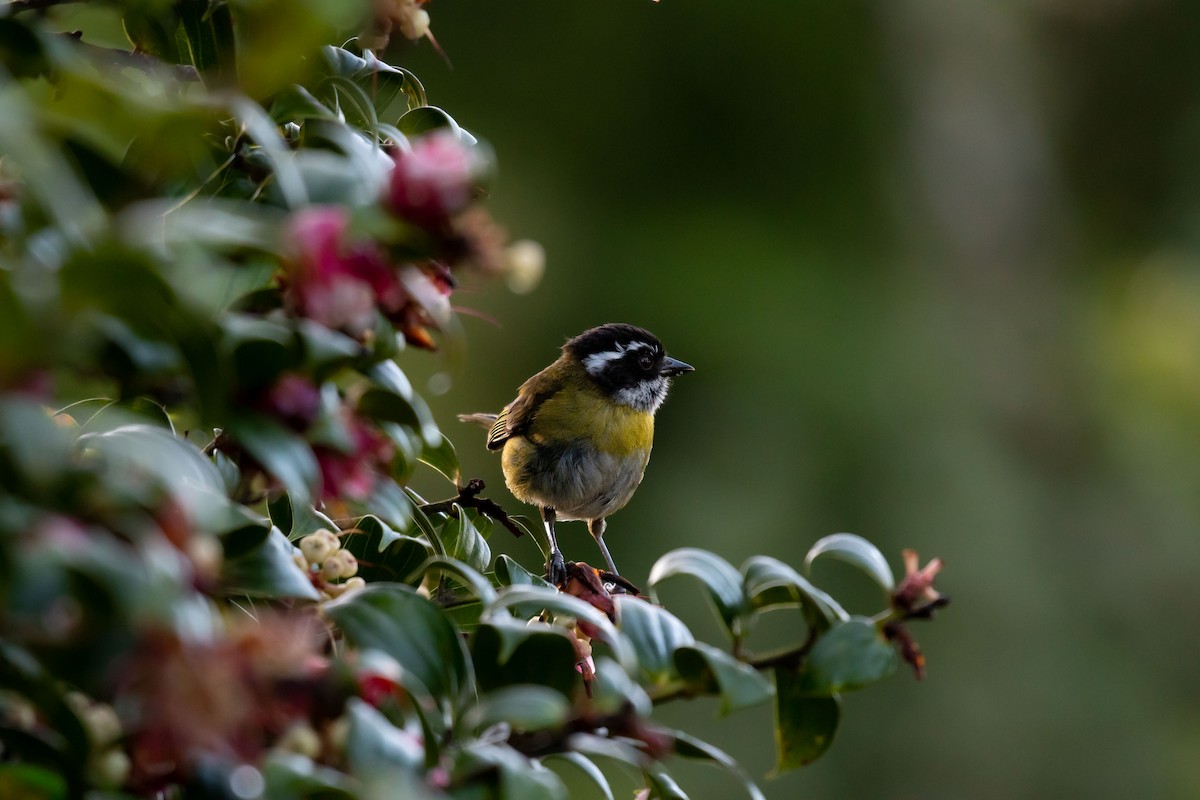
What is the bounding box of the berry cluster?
[296,529,366,600]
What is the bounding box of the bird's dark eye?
[638,354,654,371]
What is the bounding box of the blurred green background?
[397,2,1200,798]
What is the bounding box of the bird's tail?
[457,412,499,428]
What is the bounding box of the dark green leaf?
[229,416,320,505]
[804,533,895,593]
[588,656,652,718]
[325,584,472,715]
[463,685,570,733]
[673,642,773,716]
[486,587,635,673]
[419,432,460,484]
[797,618,898,695]
[614,597,693,686]
[398,105,460,137]
[471,619,579,699]
[364,477,415,535]
[644,768,689,800]
[270,84,336,123]
[342,516,430,586]
[454,743,567,800]
[648,548,749,640]
[771,668,840,774]
[541,753,614,800]
[414,555,496,605]
[668,730,766,800]
[438,505,491,574]
[494,554,554,590]
[221,526,319,600]
[742,555,848,632]
[0,763,67,800]
[345,697,424,775]
[261,752,357,799]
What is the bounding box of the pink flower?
[260,374,321,431]
[314,416,394,501]
[387,131,482,227]
[283,207,402,337]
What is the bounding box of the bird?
[459,323,693,585]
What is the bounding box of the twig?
[419,478,526,539]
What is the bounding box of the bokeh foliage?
[0,2,946,799]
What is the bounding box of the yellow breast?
[529,386,654,458]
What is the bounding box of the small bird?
[460,323,693,585]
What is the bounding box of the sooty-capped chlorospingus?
[460,323,693,585]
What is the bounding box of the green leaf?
[325,584,472,716]
[344,697,424,775]
[269,492,338,540]
[365,477,416,535]
[221,526,320,600]
[648,548,749,640]
[742,555,848,632]
[437,505,491,574]
[414,555,497,605]
[614,597,693,686]
[419,432,460,484]
[668,730,766,800]
[0,764,68,800]
[342,520,430,587]
[486,587,636,674]
[261,752,358,799]
[494,554,554,590]
[672,642,773,716]
[358,385,439,447]
[588,656,652,718]
[470,619,579,699]
[398,105,460,137]
[771,668,840,774]
[541,753,614,800]
[462,685,570,733]
[797,617,898,695]
[644,768,690,800]
[804,533,895,593]
[229,416,321,505]
[454,743,567,800]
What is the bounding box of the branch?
[419,478,526,539]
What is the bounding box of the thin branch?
[419,478,526,540]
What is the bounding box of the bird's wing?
[486,366,561,450]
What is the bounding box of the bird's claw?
[547,549,567,587]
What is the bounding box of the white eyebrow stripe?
[584,346,626,375]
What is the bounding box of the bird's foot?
[546,549,567,587]
[598,570,642,597]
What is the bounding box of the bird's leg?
[588,517,619,575]
[542,506,566,586]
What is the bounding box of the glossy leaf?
[614,597,694,686]
[437,505,492,574]
[221,526,319,600]
[0,642,88,781]
[673,642,773,716]
[644,768,690,800]
[261,752,358,799]
[589,656,652,718]
[344,698,424,775]
[541,753,614,800]
[771,668,840,774]
[804,533,895,593]
[454,743,567,800]
[495,554,555,590]
[648,548,749,640]
[228,416,320,505]
[742,555,848,631]
[341,516,430,586]
[414,555,497,605]
[462,685,570,733]
[471,618,579,698]
[325,584,472,714]
[485,586,636,674]
[797,617,898,695]
[668,730,766,800]
[419,431,460,484]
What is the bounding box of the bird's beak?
[660,356,694,377]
